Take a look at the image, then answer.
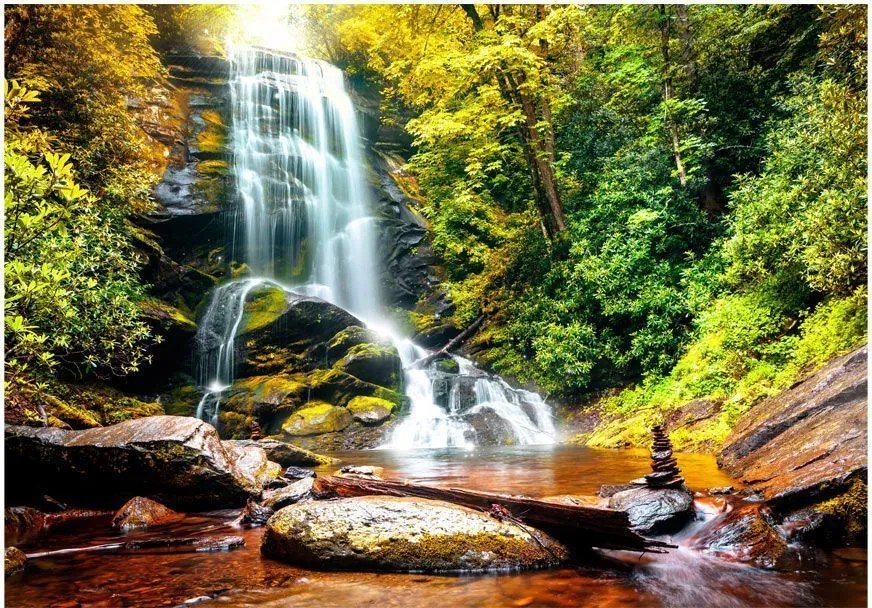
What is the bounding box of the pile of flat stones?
[644,425,684,488]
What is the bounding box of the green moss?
[139,298,197,331]
[239,286,289,334]
[218,411,252,439]
[196,159,230,176]
[347,395,396,414]
[308,368,404,407]
[163,384,200,417]
[282,401,352,436]
[195,109,228,154]
[815,478,868,539]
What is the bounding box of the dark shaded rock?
[228,439,336,467]
[237,498,274,526]
[261,496,569,572]
[112,496,183,530]
[5,417,278,509]
[262,477,315,510]
[283,466,317,480]
[608,486,693,533]
[5,507,46,546]
[432,375,478,412]
[5,547,26,575]
[779,477,867,546]
[690,501,788,569]
[461,407,519,446]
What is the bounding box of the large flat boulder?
[5,416,279,509]
[608,486,693,533]
[262,496,568,572]
[719,346,867,508]
[227,438,337,466]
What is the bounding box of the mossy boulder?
[333,343,401,389]
[308,368,405,409]
[162,384,200,417]
[282,402,352,437]
[217,410,253,439]
[431,356,460,375]
[262,496,569,572]
[346,396,395,425]
[325,326,392,363]
[222,374,308,433]
[239,285,290,334]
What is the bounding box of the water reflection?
[4,446,865,608]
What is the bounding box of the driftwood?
[407,315,485,370]
[313,476,673,553]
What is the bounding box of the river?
[5,445,866,607]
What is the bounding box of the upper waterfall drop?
[194,45,555,449]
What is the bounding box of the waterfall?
[193,45,555,449]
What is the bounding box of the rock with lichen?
[261,496,568,572]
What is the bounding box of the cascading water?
[194,44,555,449]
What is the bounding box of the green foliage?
[4,82,154,381]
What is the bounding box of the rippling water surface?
[5,446,866,608]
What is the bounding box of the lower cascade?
[194,45,555,448]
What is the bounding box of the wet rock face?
[608,487,694,533]
[261,477,315,510]
[690,501,788,569]
[461,408,520,446]
[261,496,569,572]
[5,417,278,509]
[719,346,867,541]
[208,287,405,443]
[112,497,183,530]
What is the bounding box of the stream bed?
[5,445,866,607]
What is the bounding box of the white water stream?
[194,45,555,448]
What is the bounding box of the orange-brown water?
[5,446,866,608]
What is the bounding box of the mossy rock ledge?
[261,496,569,572]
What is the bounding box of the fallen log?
[312,476,673,553]
[407,315,484,370]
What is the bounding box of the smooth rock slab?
[689,501,788,569]
[262,496,569,572]
[229,439,337,466]
[609,486,693,533]
[262,477,315,510]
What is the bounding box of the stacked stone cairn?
[644,425,684,488]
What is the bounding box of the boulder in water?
[5,547,26,575]
[690,501,788,569]
[461,407,519,446]
[112,497,183,530]
[332,343,401,389]
[282,403,352,436]
[5,417,278,509]
[608,486,693,533]
[261,496,569,572]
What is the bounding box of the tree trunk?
[659,5,688,187]
[407,315,484,369]
[313,475,674,553]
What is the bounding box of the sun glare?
[231,3,307,53]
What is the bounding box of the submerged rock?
[5,417,278,509]
[608,486,693,533]
[261,496,569,572]
[690,501,788,569]
[112,497,183,530]
[5,547,26,575]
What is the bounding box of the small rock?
[707,486,734,495]
[262,477,315,510]
[112,497,183,530]
[609,486,693,533]
[336,465,383,480]
[5,547,26,575]
[237,498,274,526]
[228,439,336,467]
[283,466,316,480]
[262,496,569,572]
